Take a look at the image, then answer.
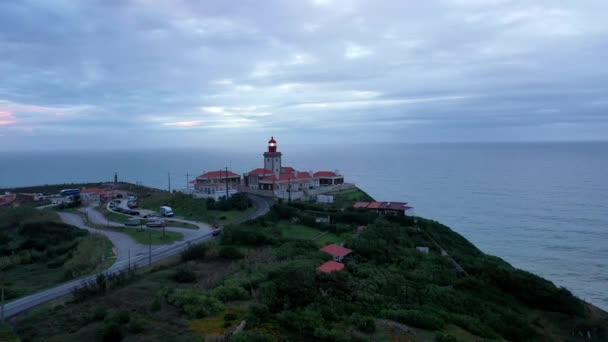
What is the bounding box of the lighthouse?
[264,136,282,176]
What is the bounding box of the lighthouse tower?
[264,136,282,176]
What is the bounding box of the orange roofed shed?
[320,244,352,262]
[317,260,345,273]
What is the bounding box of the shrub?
[92,306,108,321]
[219,245,244,259]
[351,313,376,333]
[385,309,445,330]
[127,318,146,334]
[181,243,207,262]
[172,266,197,283]
[101,322,123,342]
[212,282,250,301]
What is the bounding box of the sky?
[1,0,607,151]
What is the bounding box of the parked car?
[160,206,174,217]
[144,213,161,219]
[126,209,140,216]
[114,207,126,213]
[212,228,222,236]
[127,201,138,209]
[146,219,165,228]
[124,218,141,226]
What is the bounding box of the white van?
[160,206,174,217]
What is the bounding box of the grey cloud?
[1,0,607,150]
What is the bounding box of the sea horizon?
[2,141,607,310]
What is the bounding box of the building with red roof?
[193,169,241,200]
[352,201,413,216]
[320,244,353,262]
[313,171,344,186]
[240,137,350,200]
[0,193,17,207]
[317,260,345,273]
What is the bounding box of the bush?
[127,318,146,334]
[92,306,108,321]
[212,282,250,301]
[385,309,445,330]
[219,245,244,259]
[351,313,376,333]
[101,322,123,342]
[221,224,278,246]
[107,310,130,325]
[172,266,197,283]
[181,243,207,262]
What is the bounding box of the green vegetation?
[101,207,199,229]
[327,187,374,208]
[0,207,114,300]
[8,189,608,341]
[0,322,19,342]
[140,192,254,225]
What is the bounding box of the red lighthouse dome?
[268,136,277,153]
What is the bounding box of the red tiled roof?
[248,168,274,175]
[317,261,345,273]
[262,171,314,182]
[0,194,17,206]
[314,171,339,177]
[353,202,370,208]
[320,244,352,257]
[379,202,410,210]
[296,171,312,179]
[197,170,240,179]
[367,202,383,209]
[281,166,295,173]
[262,173,293,182]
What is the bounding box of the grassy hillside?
[140,192,255,225]
[8,191,608,341]
[0,207,114,300]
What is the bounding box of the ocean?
[1,142,607,309]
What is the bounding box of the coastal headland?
[0,182,606,341]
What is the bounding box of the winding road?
[2,194,274,319]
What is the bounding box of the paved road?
[59,212,148,262]
[239,194,274,223]
[3,195,273,319]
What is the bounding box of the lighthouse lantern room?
[263,136,282,176]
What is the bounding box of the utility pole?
[168,172,171,193]
[1,286,4,322]
[225,166,229,200]
[148,228,152,267]
[186,173,189,190]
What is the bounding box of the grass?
[13,255,237,342]
[328,187,375,209]
[278,222,342,245]
[0,233,114,299]
[165,220,199,229]
[140,192,256,226]
[102,207,199,229]
[82,214,183,245]
[190,306,246,335]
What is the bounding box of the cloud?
[0,111,16,125]
[0,0,607,150]
[344,42,372,59]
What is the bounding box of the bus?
[60,189,80,197]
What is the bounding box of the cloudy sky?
[1,0,607,150]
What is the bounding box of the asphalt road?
[2,194,274,319]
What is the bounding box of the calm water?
[1,142,607,309]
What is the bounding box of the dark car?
[126,210,140,216]
[114,207,126,213]
[127,201,138,209]
[212,227,222,236]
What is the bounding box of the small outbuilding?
[317,260,345,273]
[320,244,352,262]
